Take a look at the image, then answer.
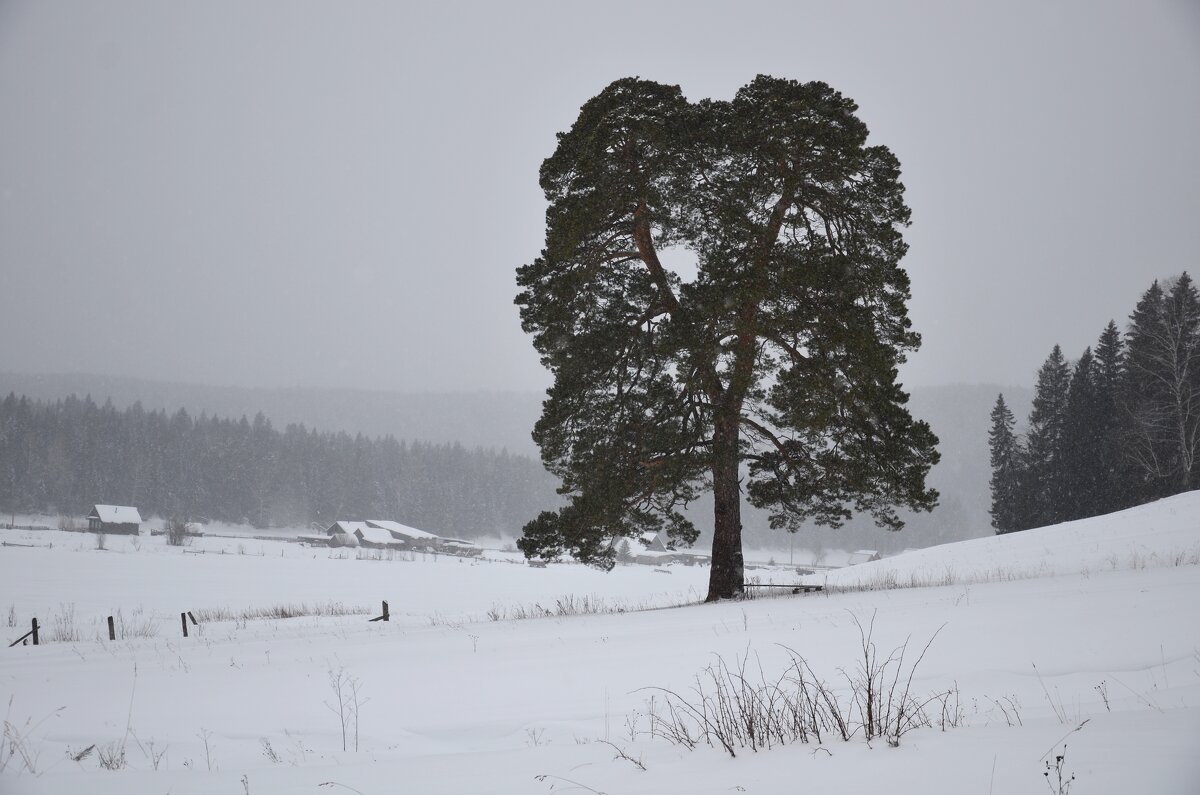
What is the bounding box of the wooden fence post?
[382,600,389,622]
[31,617,38,645]
[180,612,188,638]
[107,615,116,641]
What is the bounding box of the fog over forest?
[0,371,1027,552]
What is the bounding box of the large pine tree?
[516,77,939,601]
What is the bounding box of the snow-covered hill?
[816,490,1200,589]
[1,494,1198,794]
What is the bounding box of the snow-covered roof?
[355,525,396,545]
[631,532,667,553]
[327,521,372,536]
[89,505,142,524]
[365,520,440,541]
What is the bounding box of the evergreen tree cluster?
[989,273,1200,532]
[0,393,558,536]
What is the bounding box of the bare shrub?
[985,694,1023,726]
[845,611,948,745]
[325,668,367,752]
[1044,743,1076,794]
[103,607,158,641]
[141,737,167,770]
[192,601,369,623]
[2,720,38,773]
[95,532,107,551]
[2,702,67,775]
[197,727,215,771]
[598,738,646,771]
[640,614,953,756]
[260,737,281,763]
[97,740,126,770]
[483,593,672,623]
[47,603,80,643]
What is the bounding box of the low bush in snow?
[637,612,959,756]
[191,601,369,623]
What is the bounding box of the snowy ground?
[2,494,1199,794]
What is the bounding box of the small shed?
[87,505,142,535]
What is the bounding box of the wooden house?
[87,505,142,535]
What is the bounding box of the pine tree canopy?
[515,76,940,601]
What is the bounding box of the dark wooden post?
[30,617,38,645]
[107,615,116,641]
[180,612,188,638]
[187,612,198,626]
[382,600,389,622]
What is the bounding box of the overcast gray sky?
[1,0,1197,394]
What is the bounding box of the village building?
[620,531,708,567]
[87,504,142,535]
[322,519,480,555]
[325,521,396,549]
[847,549,882,565]
[437,538,483,557]
[629,531,674,566]
[364,520,441,550]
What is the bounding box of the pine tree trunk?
[706,413,744,602]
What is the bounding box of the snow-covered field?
[2,494,1199,794]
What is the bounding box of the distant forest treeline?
[0,376,1019,552]
[0,393,559,536]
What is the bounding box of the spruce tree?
[516,77,939,601]
[987,393,1024,532]
[1092,320,1130,512]
[1059,348,1106,520]
[1024,345,1072,527]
